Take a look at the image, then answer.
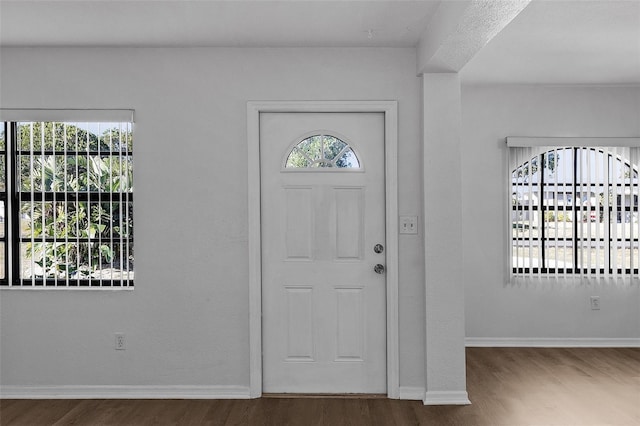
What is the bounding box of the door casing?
[247,101,399,398]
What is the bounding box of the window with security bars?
[508,138,640,280]
[1,127,6,282]
[1,120,133,288]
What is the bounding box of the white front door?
[260,112,386,394]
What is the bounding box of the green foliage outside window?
[17,122,133,280]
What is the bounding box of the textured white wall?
[461,85,640,341]
[423,74,468,402]
[0,47,425,390]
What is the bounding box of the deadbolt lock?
[374,244,384,254]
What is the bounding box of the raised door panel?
[335,286,365,361]
[334,187,364,260]
[284,286,315,361]
[284,187,314,260]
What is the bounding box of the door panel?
[335,286,365,361]
[334,187,364,260]
[284,187,313,260]
[285,286,314,361]
[261,112,386,394]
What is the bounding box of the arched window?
[285,134,360,169]
[510,144,640,278]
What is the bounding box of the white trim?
[399,386,425,401]
[465,337,640,347]
[0,385,250,399]
[0,108,135,123]
[247,100,399,399]
[423,391,471,406]
[506,136,640,148]
[247,103,262,399]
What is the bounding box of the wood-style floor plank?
[1,348,638,426]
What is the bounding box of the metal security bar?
[510,145,639,279]
[0,121,133,288]
[0,124,7,283]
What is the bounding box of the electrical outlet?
[590,296,600,310]
[115,333,126,350]
[400,216,418,234]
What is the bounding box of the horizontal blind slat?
[507,137,640,148]
[0,109,134,123]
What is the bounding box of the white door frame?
[247,101,399,398]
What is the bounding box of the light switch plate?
[399,216,418,234]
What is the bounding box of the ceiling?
[0,0,638,85]
[0,1,439,48]
[460,0,640,85]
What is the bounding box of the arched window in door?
[285,134,360,169]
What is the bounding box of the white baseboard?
[0,385,251,399]
[423,391,471,406]
[465,337,640,347]
[398,386,425,400]
[3,385,477,406]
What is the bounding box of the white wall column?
[415,0,530,406]
[422,73,469,405]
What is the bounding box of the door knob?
[374,244,384,254]
[374,264,385,274]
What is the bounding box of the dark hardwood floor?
[1,347,638,425]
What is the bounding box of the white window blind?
[507,137,640,283]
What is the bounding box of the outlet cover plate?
[115,333,126,350]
